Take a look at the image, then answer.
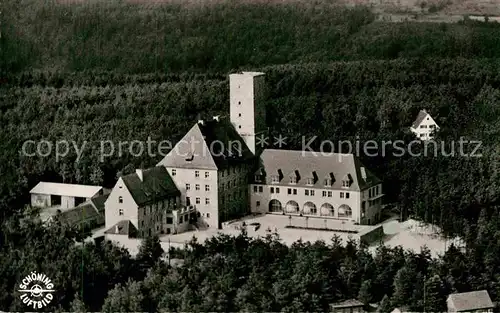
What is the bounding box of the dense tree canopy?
[2,216,500,311]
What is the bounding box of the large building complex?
[103,71,383,239]
[250,149,383,225]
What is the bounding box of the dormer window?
[342,180,350,187]
[255,175,262,182]
[306,178,314,185]
[324,179,332,187]
[271,175,279,183]
[289,170,300,184]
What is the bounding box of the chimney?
[213,115,220,122]
[136,169,143,181]
[198,119,204,125]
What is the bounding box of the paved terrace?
[88,215,465,258]
[160,214,380,246]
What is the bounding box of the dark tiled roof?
[330,299,364,308]
[448,290,494,312]
[122,167,180,207]
[104,220,138,237]
[157,117,254,170]
[57,203,103,226]
[411,109,429,128]
[91,194,109,215]
[254,149,381,191]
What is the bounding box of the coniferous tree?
[358,279,372,306]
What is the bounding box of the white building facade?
[249,150,383,225]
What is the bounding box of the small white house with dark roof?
[410,109,439,140]
[447,290,494,313]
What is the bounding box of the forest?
[1,209,500,312]
[2,0,500,311]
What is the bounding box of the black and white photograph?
[1,0,500,311]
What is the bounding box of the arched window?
[338,204,352,218]
[320,203,335,216]
[285,200,299,213]
[303,202,317,215]
[269,199,282,213]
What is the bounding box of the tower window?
[119,209,124,216]
[118,196,123,204]
[238,101,241,105]
[239,125,241,129]
[172,169,176,176]
[238,113,242,117]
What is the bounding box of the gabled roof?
[411,110,429,128]
[255,149,381,191]
[104,220,138,237]
[157,117,254,170]
[30,182,102,198]
[121,167,179,207]
[447,290,494,312]
[90,194,109,215]
[56,202,103,226]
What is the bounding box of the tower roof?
[231,71,265,77]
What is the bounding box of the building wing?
[254,149,381,191]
